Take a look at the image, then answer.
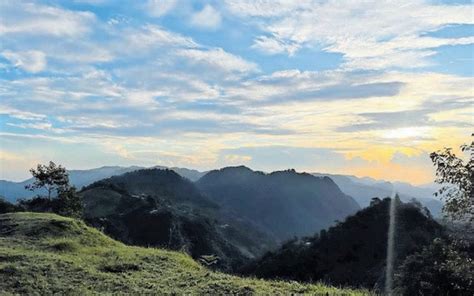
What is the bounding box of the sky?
[0,0,473,184]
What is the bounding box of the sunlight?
[383,127,430,139]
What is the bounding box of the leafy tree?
[395,138,474,295]
[25,161,83,218]
[394,238,473,295]
[430,137,473,220]
[26,161,70,200]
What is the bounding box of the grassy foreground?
[0,212,369,295]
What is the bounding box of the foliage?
[0,212,370,295]
[430,137,474,220]
[396,137,474,295]
[26,161,70,199]
[23,162,83,218]
[394,238,474,295]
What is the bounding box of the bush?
[18,188,83,219]
[0,198,20,214]
[56,187,83,219]
[18,196,54,213]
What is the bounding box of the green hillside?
[0,212,368,295]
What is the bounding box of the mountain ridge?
[196,166,360,242]
[1,165,442,217]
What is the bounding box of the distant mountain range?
[312,173,443,217]
[0,165,442,217]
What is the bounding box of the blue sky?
[0,0,473,183]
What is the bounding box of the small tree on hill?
[26,161,70,200]
[25,161,83,218]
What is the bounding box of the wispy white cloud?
[252,35,300,55]
[0,106,46,121]
[176,48,259,77]
[190,5,222,29]
[1,50,47,73]
[145,0,178,17]
[122,24,198,52]
[226,0,474,69]
[7,122,54,131]
[0,0,472,184]
[225,1,310,18]
[0,1,95,36]
[73,0,110,4]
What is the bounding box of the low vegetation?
[0,212,369,295]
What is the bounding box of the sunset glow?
[1,0,473,184]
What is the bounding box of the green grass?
[0,212,370,295]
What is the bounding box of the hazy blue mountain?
[169,167,206,182]
[391,181,440,200]
[312,173,443,217]
[0,165,205,202]
[196,166,360,242]
[0,179,34,203]
[342,174,440,201]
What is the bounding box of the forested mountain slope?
[197,166,360,242]
[80,169,275,271]
[242,198,445,290]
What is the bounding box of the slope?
[242,198,445,290]
[0,212,368,295]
